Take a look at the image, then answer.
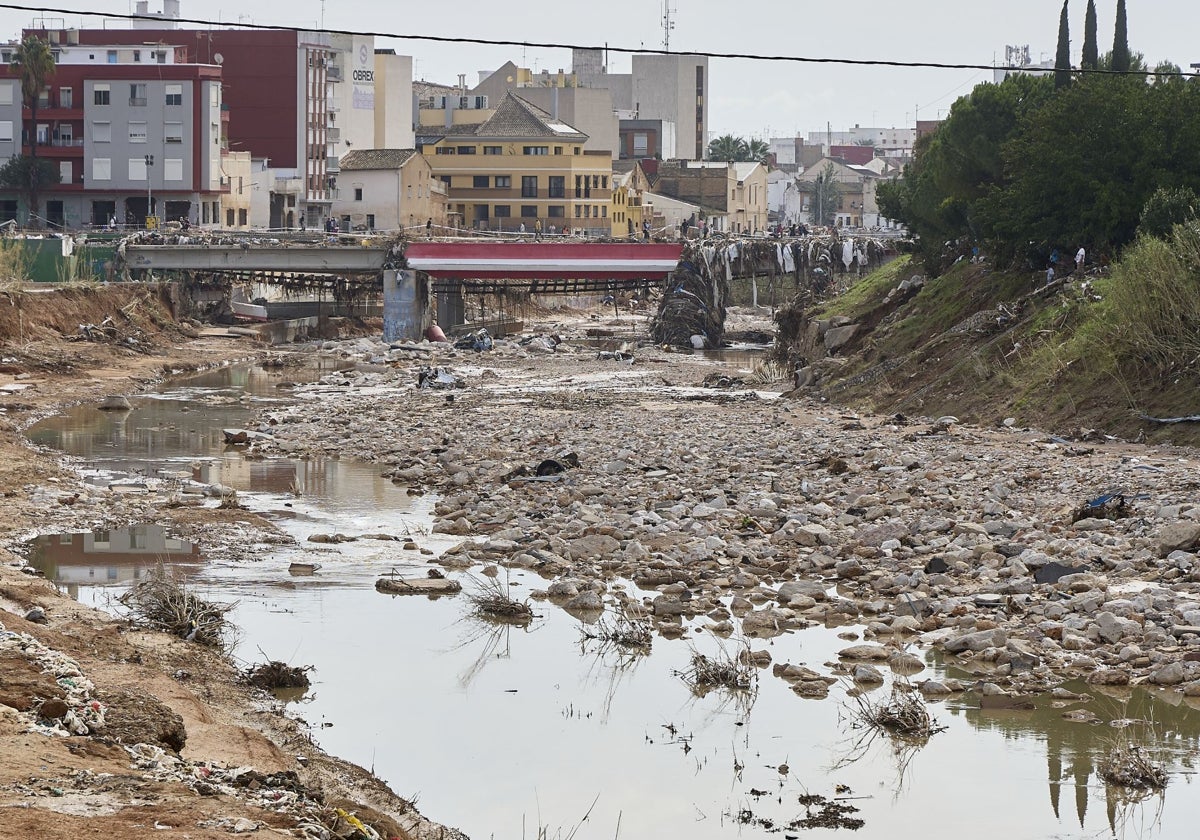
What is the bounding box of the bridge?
[121,238,684,341]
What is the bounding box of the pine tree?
[1082,0,1099,69]
[1112,0,1130,72]
[1055,0,1072,89]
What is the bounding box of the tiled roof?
[473,92,588,141]
[339,149,419,171]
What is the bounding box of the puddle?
[23,359,1200,839]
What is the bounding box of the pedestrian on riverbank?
[1075,246,1086,274]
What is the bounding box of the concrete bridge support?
[382,270,433,343]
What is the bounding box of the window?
[238,208,247,225]
[554,146,562,155]
[0,121,11,142]
[493,205,511,217]
[574,205,581,218]
[633,132,649,156]
[164,159,183,181]
[164,122,182,144]
[129,83,146,106]
[548,176,564,198]
[366,214,375,230]
[574,175,582,198]
[106,50,117,64]
[521,175,537,197]
[439,175,451,185]
[435,147,455,155]
[92,121,111,142]
[602,206,608,218]
[59,87,72,109]
[59,161,71,183]
[522,146,549,156]
[584,205,591,218]
[128,121,147,143]
[548,206,565,218]
[93,84,110,106]
[601,176,608,189]
[133,50,141,63]
[92,158,111,180]
[354,187,363,201]
[494,175,511,188]
[520,205,537,218]
[165,84,182,106]
[226,209,235,226]
[455,145,476,155]
[128,158,147,181]
[472,175,490,189]
[483,145,503,155]
[0,82,12,106]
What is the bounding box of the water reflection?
[26,525,202,599]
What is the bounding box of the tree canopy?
[707,134,770,163]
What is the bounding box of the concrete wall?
[374,52,414,149]
[631,55,707,160]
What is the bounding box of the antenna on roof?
[661,1,675,52]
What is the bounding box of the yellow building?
[611,160,652,238]
[219,151,253,230]
[419,92,613,235]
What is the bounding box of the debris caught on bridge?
[651,244,729,349]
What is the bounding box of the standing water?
[25,360,1200,840]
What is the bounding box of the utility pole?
[145,154,154,227]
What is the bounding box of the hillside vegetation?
[778,222,1200,446]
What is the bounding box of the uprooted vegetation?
[467,575,534,624]
[774,222,1200,445]
[118,567,235,648]
[846,682,945,740]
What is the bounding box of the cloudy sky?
[3,0,1197,140]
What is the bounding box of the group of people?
[1045,246,1088,284]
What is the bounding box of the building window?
[92,158,111,180]
[522,146,548,156]
[574,175,582,198]
[456,145,476,155]
[548,176,564,198]
[494,175,511,188]
[548,206,565,218]
[367,214,375,230]
[238,208,247,225]
[59,87,72,109]
[520,205,536,218]
[129,83,147,106]
[633,132,649,156]
[440,175,451,185]
[93,84,110,106]
[554,146,562,155]
[483,145,503,155]
[435,147,455,155]
[164,159,183,181]
[128,157,147,181]
[133,50,141,63]
[602,206,608,218]
[574,205,581,218]
[106,50,117,64]
[59,161,71,183]
[0,82,12,106]
[494,205,511,217]
[584,205,591,218]
[165,84,182,106]
[354,187,363,201]
[521,176,537,197]
[226,208,235,227]
[601,176,608,189]
[0,121,11,142]
[164,122,182,144]
[128,122,147,143]
[473,175,490,189]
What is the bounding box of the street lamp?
[145,154,155,227]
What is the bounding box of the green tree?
[1055,0,1072,89]
[747,138,770,164]
[1082,0,1099,69]
[9,35,55,226]
[0,155,61,221]
[1112,0,1130,72]
[809,162,842,227]
[1140,186,1199,240]
[707,134,749,162]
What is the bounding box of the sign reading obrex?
[353,42,374,110]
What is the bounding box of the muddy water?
[25,361,1200,840]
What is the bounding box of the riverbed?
[23,354,1200,840]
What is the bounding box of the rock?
[566,534,620,561]
[1159,522,1200,557]
[1086,669,1130,686]
[23,606,47,624]
[852,664,885,683]
[1034,561,1080,584]
[1148,661,1186,686]
[918,679,952,695]
[38,698,69,719]
[823,324,859,352]
[546,580,580,599]
[944,628,1007,654]
[651,596,687,617]
[887,651,925,674]
[564,590,603,611]
[98,395,132,411]
[838,644,891,661]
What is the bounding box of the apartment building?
[419,93,614,236]
[0,39,223,227]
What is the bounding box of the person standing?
[534,218,542,241]
[519,221,526,234]
[1075,246,1086,274]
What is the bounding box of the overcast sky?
[3,0,1198,140]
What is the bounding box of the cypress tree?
[1082,0,1099,69]
[1055,0,1072,89]
[1112,0,1130,72]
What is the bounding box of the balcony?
[326,155,339,173]
[326,65,342,81]
[326,126,340,143]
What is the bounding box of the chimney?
[457,73,466,94]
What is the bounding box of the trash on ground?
[454,328,493,352]
[417,366,461,389]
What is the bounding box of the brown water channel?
[23,361,1200,840]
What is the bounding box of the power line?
[2,1,1197,78]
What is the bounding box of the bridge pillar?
[382,270,432,343]
[436,283,466,332]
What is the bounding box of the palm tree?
[10,35,55,225]
[747,138,770,164]
[707,134,748,162]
